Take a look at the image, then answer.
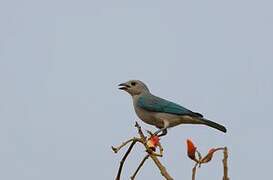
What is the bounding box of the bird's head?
[118,80,150,96]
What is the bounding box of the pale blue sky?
[0,0,273,179]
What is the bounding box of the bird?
[118,80,226,136]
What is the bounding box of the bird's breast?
[133,98,159,126]
[134,106,154,123]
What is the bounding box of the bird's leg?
[158,129,168,137]
[154,120,169,137]
[154,128,168,137]
[146,128,167,137]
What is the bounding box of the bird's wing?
[137,94,203,117]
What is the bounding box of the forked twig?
[112,122,173,180]
[190,145,229,180]
[115,141,137,180]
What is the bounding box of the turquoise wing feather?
[137,94,203,117]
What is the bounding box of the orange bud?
[147,135,160,151]
[201,148,217,163]
[186,139,197,161]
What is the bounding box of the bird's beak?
[118,83,130,90]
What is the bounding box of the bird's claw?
[145,129,154,136]
[145,129,167,137]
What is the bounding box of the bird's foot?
[145,129,154,136]
[154,128,168,137]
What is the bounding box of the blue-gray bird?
[119,80,226,136]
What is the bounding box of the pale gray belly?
[134,106,164,128]
[135,106,198,129]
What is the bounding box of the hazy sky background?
[1,0,273,179]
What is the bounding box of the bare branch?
[131,155,149,180]
[113,122,173,180]
[192,163,198,180]
[115,141,137,180]
[135,122,173,180]
[149,153,173,180]
[135,121,146,140]
[222,147,229,180]
[112,137,140,153]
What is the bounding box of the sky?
[0,0,273,179]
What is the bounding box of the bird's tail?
[199,118,227,133]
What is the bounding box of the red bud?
[186,139,197,161]
[147,135,160,151]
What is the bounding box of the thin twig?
[115,141,137,180]
[158,142,164,156]
[130,155,149,180]
[112,138,140,153]
[149,151,163,157]
[192,163,198,180]
[222,147,229,180]
[135,122,146,140]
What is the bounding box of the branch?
[187,139,229,180]
[135,122,173,180]
[192,163,198,180]
[115,141,137,180]
[134,121,146,140]
[112,138,140,153]
[131,155,149,179]
[112,122,173,180]
[149,152,173,180]
[222,147,229,180]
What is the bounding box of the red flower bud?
[186,139,197,161]
[147,135,160,151]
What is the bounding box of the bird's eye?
[131,82,136,86]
